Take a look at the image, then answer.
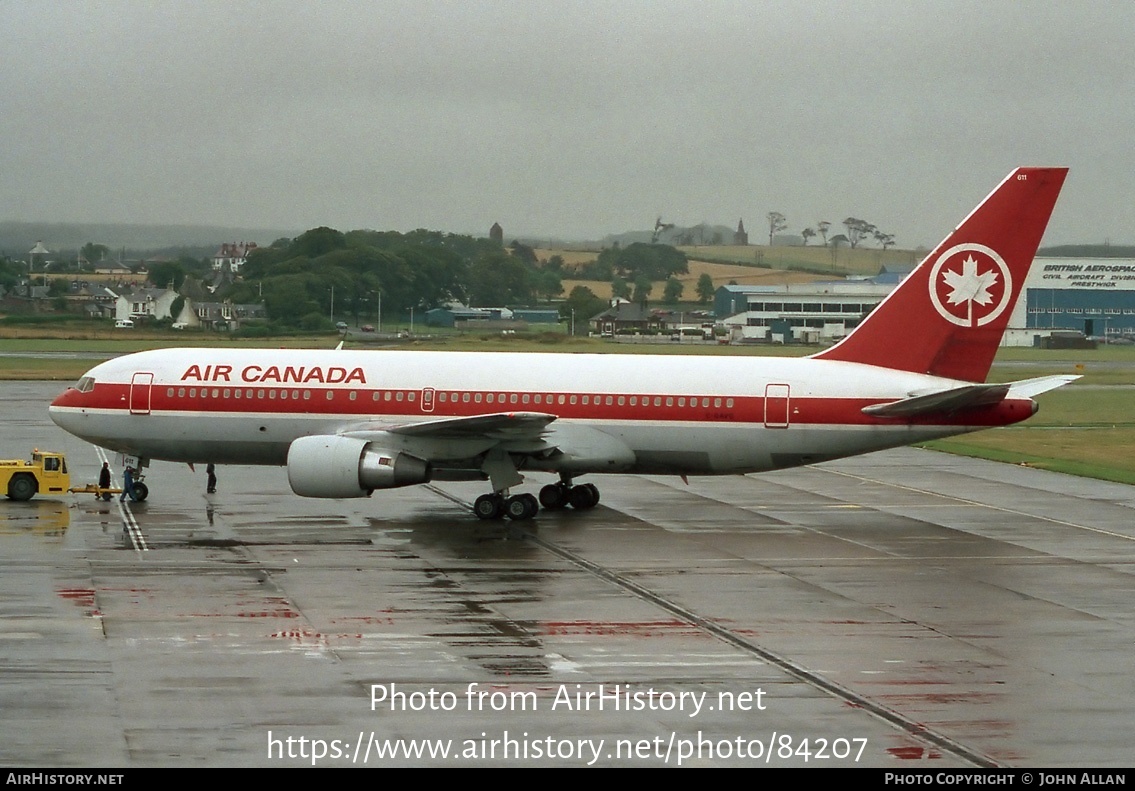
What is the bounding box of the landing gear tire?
[539,483,569,510]
[133,482,149,503]
[506,493,539,521]
[7,474,36,502]
[568,483,599,510]
[584,483,599,505]
[474,493,505,520]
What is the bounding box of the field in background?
[541,243,923,300]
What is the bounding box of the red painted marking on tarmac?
[881,692,1003,705]
[55,587,102,617]
[56,588,96,607]
[887,746,943,760]
[538,620,709,638]
[332,615,396,626]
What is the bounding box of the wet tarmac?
[3,381,1135,767]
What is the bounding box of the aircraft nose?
[48,388,78,428]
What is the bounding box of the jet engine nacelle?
[287,435,430,498]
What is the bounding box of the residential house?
[212,242,258,274]
[589,300,661,335]
[182,299,267,331]
[115,288,180,323]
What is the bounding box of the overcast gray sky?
[3,1,1133,247]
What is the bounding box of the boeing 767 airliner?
[48,168,1072,520]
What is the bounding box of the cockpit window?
[74,376,96,393]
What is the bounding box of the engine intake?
[287,435,430,498]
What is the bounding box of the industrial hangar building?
[1016,258,1135,340]
[716,258,1135,345]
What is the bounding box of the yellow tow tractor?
[2,450,72,501]
[1,450,138,502]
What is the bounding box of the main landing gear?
[473,478,600,521]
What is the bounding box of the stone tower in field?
[489,222,503,246]
[733,219,748,246]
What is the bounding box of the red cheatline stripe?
[55,383,1033,428]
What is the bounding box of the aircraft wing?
[338,409,634,488]
[382,411,556,438]
[340,411,559,456]
[863,374,1080,419]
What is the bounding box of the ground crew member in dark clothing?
[98,462,111,489]
[120,466,137,502]
[206,463,216,494]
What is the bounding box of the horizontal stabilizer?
[863,383,1010,418]
[864,374,1080,418]
[1005,374,1081,398]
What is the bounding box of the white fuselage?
[48,348,1031,477]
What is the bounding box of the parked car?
[336,322,348,332]
[361,324,375,332]
[114,319,134,329]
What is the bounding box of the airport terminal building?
[714,275,901,344]
[716,258,1135,344]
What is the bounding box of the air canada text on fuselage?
[180,364,366,385]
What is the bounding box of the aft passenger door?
[763,383,790,428]
[129,372,153,415]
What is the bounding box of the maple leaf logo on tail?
[928,243,1013,327]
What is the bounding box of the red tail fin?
[813,167,1068,382]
